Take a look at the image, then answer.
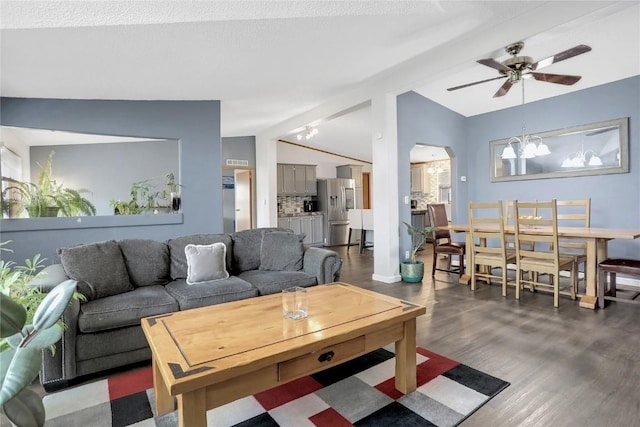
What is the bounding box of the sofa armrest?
[303,247,343,284]
[40,297,80,390]
[30,264,70,293]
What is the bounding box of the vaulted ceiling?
[2,1,638,163]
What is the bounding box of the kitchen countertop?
[411,209,427,214]
[278,212,323,218]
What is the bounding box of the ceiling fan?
[447,41,592,97]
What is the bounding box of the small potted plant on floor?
[401,221,438,282]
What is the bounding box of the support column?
[255,136,278,227]
[371,93,401,283]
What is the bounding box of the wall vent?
[226,159,249,167]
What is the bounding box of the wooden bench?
[597,258,640,308]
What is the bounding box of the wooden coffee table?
[141,282,426,427]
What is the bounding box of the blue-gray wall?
[398,75,640,258]
[1,98,221,265]
[466,76,640,257]
[397,91,468,256]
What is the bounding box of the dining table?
[448,224,640,309]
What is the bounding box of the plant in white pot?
[401,221,438,282]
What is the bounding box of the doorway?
[222,167,255,233]
[409,144,452,218]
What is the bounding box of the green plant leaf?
[0,293,27,338]
[32,279,77,331]
[2,387,45,427]
[0,346,41,405]
[22,324,63,350]
[4,330,26,349]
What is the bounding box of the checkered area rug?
[42,347,509,427]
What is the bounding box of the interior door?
[234,169,252,231]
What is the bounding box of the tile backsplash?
[277,195,316,214]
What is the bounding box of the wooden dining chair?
[427,203,465,276]
[468,200,516,296]
[505,199,537,251]
[555,199,591,294]
[514,199,577,308]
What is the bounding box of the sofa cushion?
[238,270,317,296]
[165,277,259,310]
[58,240,133,300]
[78,286,179,333]
[259,231,304,271]
[185,243,229,285]
[231,227,291,273]
[168,234,232,280]
[118,239,170,287]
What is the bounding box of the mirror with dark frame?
[1,126,180,218]
[490,117,629,182]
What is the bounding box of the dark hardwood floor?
[5,245,638,427]
[334,244,640,427]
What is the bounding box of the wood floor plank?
[334,244,640,426]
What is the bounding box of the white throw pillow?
[185,242,229,285]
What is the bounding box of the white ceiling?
[1,1,639,164]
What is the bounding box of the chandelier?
[296,126,319,141]
[501,79,551,160]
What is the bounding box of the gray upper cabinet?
[305,166,317,195]
[410,164,431,194]
[336,164,363,187]
[337,164,363,208]
[277,164,317,195]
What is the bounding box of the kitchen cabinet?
[301,214,324,246]
[305,165,317,195]
[278,216,302,234]
[337,164,363,187]
[337,164,363,208]
[277,164,317,195]
[410,164,431,194]
[411,210,431,248]
[280,215,324,246]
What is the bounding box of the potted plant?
[0,242,79,427]
[162,172,181,212]
[2,151,96,218]
[401,221,438,282]
[110,178,162,215]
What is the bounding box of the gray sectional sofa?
[35,228,342,390]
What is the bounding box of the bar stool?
[597,258,640,308]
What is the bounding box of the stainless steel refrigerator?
[317,178,356,246]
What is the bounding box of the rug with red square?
[42,347,509,426]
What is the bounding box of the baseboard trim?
[372,273,402,283]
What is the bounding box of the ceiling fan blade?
[477,58,511,72]
[493,80,513,97]
[531,44,591,70]
[447,75,506,92]
[530,72,582,85]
